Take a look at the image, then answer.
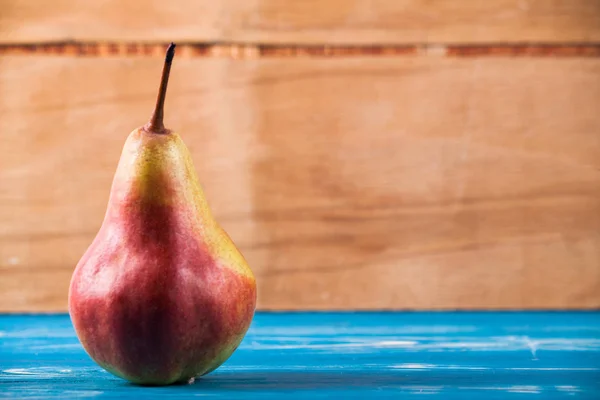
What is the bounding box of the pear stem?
[147,42,176,133]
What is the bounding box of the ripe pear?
[68,43,257,385]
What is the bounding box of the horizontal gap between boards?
[1,42,600,58]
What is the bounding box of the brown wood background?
[1,1,599,312]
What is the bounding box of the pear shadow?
[117,371,420,392]
[195,371,402,391]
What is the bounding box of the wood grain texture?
[0,55,599,311]
[1,0,600,45]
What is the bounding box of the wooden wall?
[1,1,599,312]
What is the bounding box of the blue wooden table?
[1,312,598,399]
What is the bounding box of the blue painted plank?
[1,312,599,399]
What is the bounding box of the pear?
[68,43,257,386]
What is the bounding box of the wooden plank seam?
[1,42,600,58]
